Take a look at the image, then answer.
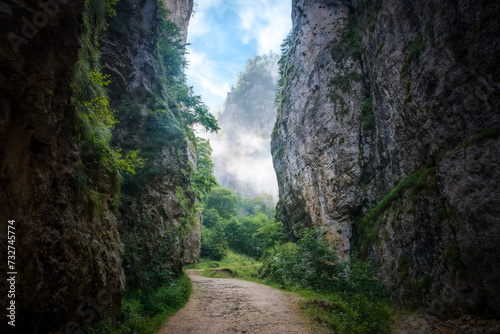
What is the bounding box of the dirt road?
[159,270,314,334]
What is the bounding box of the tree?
[205,187,238,220]
[254,220,285,252]
[192,138,218,201]
[200,225,228,261]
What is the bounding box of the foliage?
[200,225,228,261]
[238,193,274,217]
[253,220,285,252]
[361,98,375,130]
[329,71,363,92]
[273,30,298,141]
[86,274,191,334]
[234,53,279,94]
[185,250,262,280]
[224,212,274,258]
[299,290,391,334]
[400,33,425,77]
[156,3,219,132]
[255,226,392,333]
[276,30,295,98]
[331,14,363,62]
[359,167,436,247]
[259,227,340,290]
[204,187,239,220]
[192,138,218,200]
[200,189,278,259]
[192,227,392,334]
[71,0,147,208]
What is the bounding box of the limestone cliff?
[100,0,199,287]
[0,0,125,333]
[0,0,198,331]
[272,0,500,316]
[163,0,193,43]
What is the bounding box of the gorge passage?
[0,0,499,333]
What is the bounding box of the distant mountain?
[209,53,280,200]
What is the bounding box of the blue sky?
[185,0,292,112]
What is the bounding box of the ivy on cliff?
[72,0,145,207]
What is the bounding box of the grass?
[86,273,191,334]
[185,250,262,280]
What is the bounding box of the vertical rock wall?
[100,0,198,288]
[0,0,125,333]
[272,0,500,316]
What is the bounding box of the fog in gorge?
[199,54,280,201]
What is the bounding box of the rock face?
[211,54,280,199]
[163,0,194,43]
[0,0,197,331]
[100,0,199,287]
[272,0,500,316]
[0,0,125,333]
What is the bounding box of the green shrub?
[201,225,228,261]
[260,227,339,290]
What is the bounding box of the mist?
[198,54,280,201]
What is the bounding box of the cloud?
[235,0,292,54]
[185,0,291,111]
[185,49,232,111]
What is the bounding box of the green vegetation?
[359,167,437,247]
[74,0,223,331]
[361,98,375,130]
[331,14,363,62]
[71,0,145,207]
[375,42,385,57]
[360,0,383,32]
[200,189,277,260]
[191,226,392,334]
[329,71,363,93]
[86,273,191,334]
[186,250,262,279]
[437,127,500,162]
[400,34,425,78]
[445,31,468,63]
[403,91,413,104]
[273,30,299,141]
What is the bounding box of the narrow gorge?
[0,0,499,332]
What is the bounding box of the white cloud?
[185,49,232,111]
[235,0,292,54]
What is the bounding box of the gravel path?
[159,270,314,334]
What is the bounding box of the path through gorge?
[159,270,316,334]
